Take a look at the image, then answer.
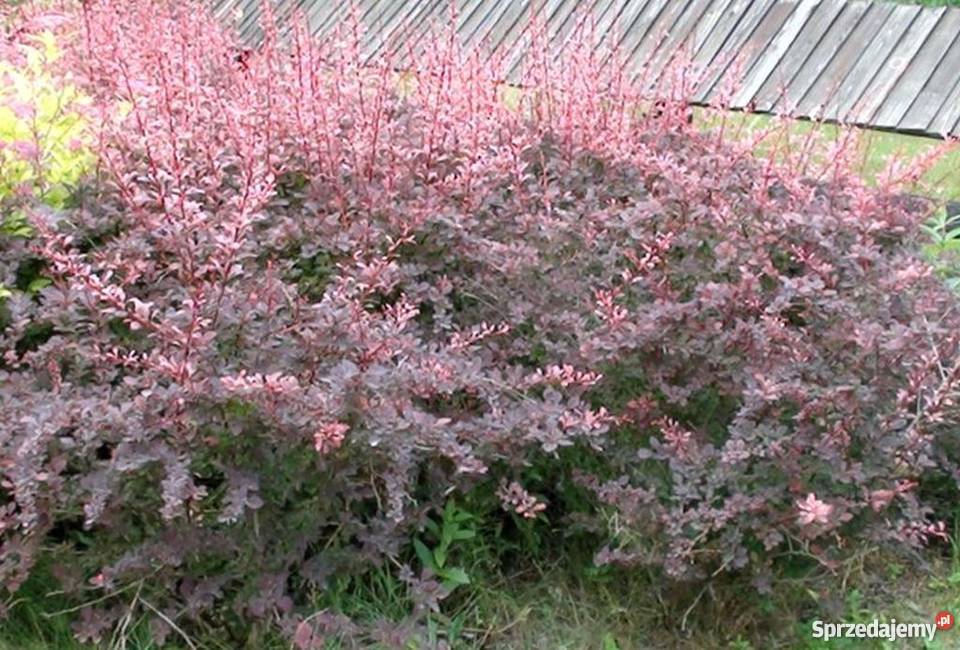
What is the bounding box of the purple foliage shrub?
[1,0,959,642]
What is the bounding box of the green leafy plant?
[922,207,960,291]
[414,500,476,593]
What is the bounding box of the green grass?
[693,108,960,201]
[7,557,960,650]
[463,544,960,649]
[8,526,958,649]
[1,566,98,650]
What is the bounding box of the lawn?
[693,108,960,201]
[5,531,959,648]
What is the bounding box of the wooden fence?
[213,0,960,139]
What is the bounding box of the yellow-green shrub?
[0,29,92,211]
[1,29,92,299]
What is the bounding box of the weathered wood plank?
[592,0,653,68]
[598,0,650,56]
[271,0,312,41]
[639,0,718,92]
[272,0,306,37]
[690,0,738,56]
[487,0,533,83]
[472,0,519,51]
[780,1,869,115]
[852,6,943,125]
[593,0,632,53]
[375,0,435,61]
[898,16,960,132]
[504,0,590,80]
[212,0,243,21]
[258,0,295,37]
[452,0,489,40]
[217,0,255,38]
[534,0,605,80]
[359,0,389,26]
[718,0,796,104]
[359,0,402,58]
[370,0,421,58]
[656,0,716,58]
[731,0,819,109]
[306,0,351,39]
[618,0,671,74]
[491,0,533,53]
[389,0,449,65]
[235,0,265,44]
[502,0,571,81]
[795,1,891,117]
[546,0,589,52]
[877,10,960,130]
[625,0,685,75]
[454,0,490,33]
[589,0,622,37]
[457,0,500,51]
[365,0,440,61]
[929,75,960,136]
[751,0,847,112]
[820,4,918,123]
[693,0,777,103]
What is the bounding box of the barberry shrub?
[1,0,959,644]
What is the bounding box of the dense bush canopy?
[1,1,959,646]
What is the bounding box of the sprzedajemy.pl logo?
[811,611,953,642]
